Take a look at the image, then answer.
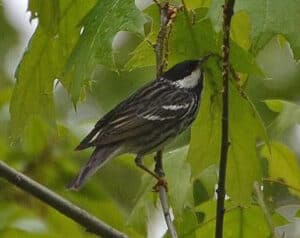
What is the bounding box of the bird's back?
[76,78,200,154]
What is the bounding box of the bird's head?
[162,55,211,89]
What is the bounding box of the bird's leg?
[135,154,168,192]
[135,155,161,180]
[154,150,165,177]
[153,150,168,192]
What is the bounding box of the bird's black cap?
[162,54,211,81]
[162,60,199,81]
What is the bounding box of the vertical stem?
[155,151,178,238]
[155,4,169,77]
[215,1,235,238]
[152,1,178,237]
[154,3,176,78]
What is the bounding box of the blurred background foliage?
[1,0,300,237]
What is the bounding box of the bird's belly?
[126,118,194,155]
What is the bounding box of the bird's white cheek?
[176,69,201,88]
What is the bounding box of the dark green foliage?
[1,0,300,237]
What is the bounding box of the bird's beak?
[198,53,212,65]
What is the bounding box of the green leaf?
[175,208,198,238]
[196,205,271,238]
[23,116,51,155]
[184,0,211,10]
[63,0,147,103]
[264,100,300,136]
[126,8,261,76]
[166,147,193,215]
[195,200,283,238]
[194,199,237,222]
[188,76,268,204]
[124,4,163,70]
[231,10,251,50]
[207,0,300,58]
[92,154,143,212]
[261,142,300,197]
[128,147,193,232]
[235,0,300,58]
[28,0,60,34]
[0,4,18,72]
[193,165,218,205]
[230,41,263,76]
[126,8,216,70]
[62,188,142,237]
[264,99,285,113]
[187,77,222,177]
[10,0,96,141]
[247,37,300,109]
[226,86,267,204]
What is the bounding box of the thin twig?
[153,2,178,238]
[159,188,175,234]
[155,151,178,238]
[155,3,177,78]
[215,1,235,238]
[0,161,127,238]
[253,181,278,238]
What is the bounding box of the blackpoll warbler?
[67,56,210,190]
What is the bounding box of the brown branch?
[215,1,235,238]
[152,2,178,238]
[0,160,127,238]
[155,3,177,78]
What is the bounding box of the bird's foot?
[152,178,168,192]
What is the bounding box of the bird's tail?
[66,145,121,191]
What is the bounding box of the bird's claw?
[152,178,168,192]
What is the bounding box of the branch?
[215,1,235,238]
[154,2,177,77]
[155,151,178,238]
[152,1,178,238]
[0,160,127,238]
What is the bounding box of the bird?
[67,55,210,191]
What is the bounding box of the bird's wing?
[76,80,196,149]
